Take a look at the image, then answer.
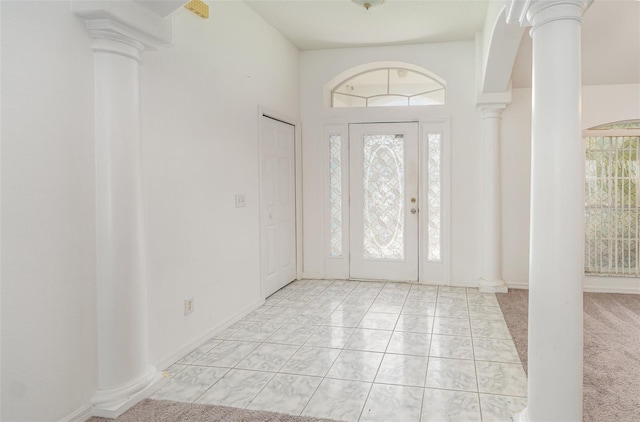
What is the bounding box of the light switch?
[235,194,246,208]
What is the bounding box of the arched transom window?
[332,68,445,108]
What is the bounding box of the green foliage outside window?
[584,126,639,276]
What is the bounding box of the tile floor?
[151,280,528,422]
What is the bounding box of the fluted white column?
[509,1,591,420]
[479,105,508,293]
[72,1,176,417]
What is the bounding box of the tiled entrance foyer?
[151,280,528,421]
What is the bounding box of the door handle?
[410,208,417,214]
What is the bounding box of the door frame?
[257,106,303,298]
[322,116,451,285]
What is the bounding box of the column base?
[513,407,528,422]
[91,365,166,418]
[478,277,508,293]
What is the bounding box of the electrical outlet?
[184,298,194,316]
[235,194,246,208]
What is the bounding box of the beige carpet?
[87,399,338,422]
[497,289,640,422]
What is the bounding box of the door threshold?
[347,278,418,285]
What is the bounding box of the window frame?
[331,67,446,108]
[583,120,640,277]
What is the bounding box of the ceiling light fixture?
[352,0,385,11]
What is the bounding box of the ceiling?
[244,0,639,88]
[244,0,489,50]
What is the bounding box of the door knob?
[410,208,417,214]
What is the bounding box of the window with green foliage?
[584,120,640,276]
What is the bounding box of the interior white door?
[260,116,296,296]
[349,122,419,281]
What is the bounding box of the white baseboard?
[90,367,163,418]
[58,404,92,422]
[505,277,640,294]
[301,272,324,279]
[58,297,265,422]
[583,276,640,294]
[478,278,508,293]
[506,281,530,290]
[450,280,478,288]
[452,279,529,292]
[154,297,265,372]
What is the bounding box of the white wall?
[1,2,98,420]
[141,3,299,366]
[501,88,532,287]
[300,41,482,285]
[582,84,640,129]
[1,1,299,420]
[501,84,640,289]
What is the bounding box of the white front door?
[260,116,296,296]
[349,122,420,281]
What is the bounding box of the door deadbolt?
[410,197,416,203]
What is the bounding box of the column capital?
[479,104,507,120]
[507,0,593,29]
[72,0,175,51]
[89,30,145,62]
[476,90,511,112]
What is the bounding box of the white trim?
[504,277,640,294]
[349,278,417,285]
[154,297,265,372]
[331,67,445,108]
[324,61,447,109]
[479,278,509,293]
[71,0,173,49]
[583,129,640,137]
[450,279,480,288]
[319,115,452,285]
[301,272,326,280]
[316,98,455,282]
[583,285,640,294]
[583,276,640,294]
[257,106,303,299]
[58,404,92,422]
[90,32,143,62]
[506,281,530,290]
[91,366,162,418]
[583,127,639,278]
